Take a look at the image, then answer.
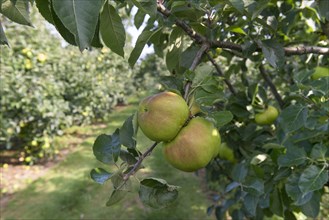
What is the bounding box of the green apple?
[255,105,279,125]
[163,117,221,172]
[311,66,329,80]
[137,91,189,142]
[218,142,235,162]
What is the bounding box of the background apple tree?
[1,0,329,219]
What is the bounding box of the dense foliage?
[1,0,328,219]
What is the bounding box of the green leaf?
[134,8,145,29]
[35,0,54,24]
[49,3,77,46]
[257,39,285,68]
[300,190,321,218]
[244,178,264,196]
[52,0,102,51]
[166,27,184,72]
[0,22,8,45]
[106,189,128,206]
[278,105,308,133]
[211,111,234,127]
[298,165,328,194]
[119,114,137,149]
[228,0,245,13]
[310,144,327,160]
[285,172,313,206]
[192,63,213,86]
[90,18,103,48]
[228,26,246,35]
[92,129,121,164]
[194,89,224,106]
[90,168,113,184]
[100,3,125,57]
[128,28,162,67]
[270,187,284,216]
[139,177,179,209]
[119,150,138,165]
[232,162,248,182]
[111,174,132,190]
[225,181,240,193]
[1,0,32,26]
[131,0,157,17]
[249,0,270,20]
[180,45,200,69]
[318,0,329,20]
[277,145,307,167]
[243,194,259,216]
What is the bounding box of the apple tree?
[1,0,329,218]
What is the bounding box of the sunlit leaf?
[228,26,246,35]
[52,0,102,51]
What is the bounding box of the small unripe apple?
[137,91,189,142]
[311,66,329,80]
[255,105,279,125]
[163,117,221,172]
[37,53,47,63]
[218,142,235,162]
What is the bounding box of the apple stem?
[123,142,159,181]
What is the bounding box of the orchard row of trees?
[0,9,163,164]
[1,0,329,219]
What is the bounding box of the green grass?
[2,105,215,220]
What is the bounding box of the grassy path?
[1,105,215,220]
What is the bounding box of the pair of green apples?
[137,91,221,172]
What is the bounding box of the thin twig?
[123,142,158,181]
[259,64,285,109]
[206,52,237,95]
[183,43,210,101]
[156,3,329,56]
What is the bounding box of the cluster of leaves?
[0,11,136,164]
[91,115,180,208]
[2,0,329,219]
